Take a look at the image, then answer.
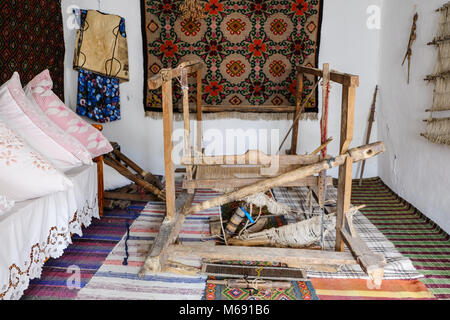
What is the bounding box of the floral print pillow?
[0,120,73,202]
[24,70,113,158]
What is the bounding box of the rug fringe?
[144,111,318,121]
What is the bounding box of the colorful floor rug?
[21,204,144,300]
[351,178,450,300]
[310,278,434,300]
[209,195,316,300]
[141,0,323,118]
[204,276,318,300]
[76,188,221,300]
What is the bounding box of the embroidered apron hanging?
[74,10,129,81]
[73,9,129,123]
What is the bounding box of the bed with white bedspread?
[0,164,99,300]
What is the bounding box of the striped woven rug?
[76,189,222,300]
[21,204,145,300]
[351,178,450,300]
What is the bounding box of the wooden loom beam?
[296,66,359,87]
[162,79,176,220]
[183,176,333,190]
[182,150,324,166]
[140,192,195,275]
[103,155,166,201]
[335,82,357,252]
[290,71,304,155]
[166,244,358,269]
[147,61,204,90]
[187,142,385,215]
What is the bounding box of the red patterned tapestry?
[141,0,323,118]
[0,0,65,99]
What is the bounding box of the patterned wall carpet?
[142,0,323,116]
[0,0,65,98]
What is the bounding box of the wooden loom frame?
[140,61,387,286]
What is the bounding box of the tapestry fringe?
[144,111,318,122]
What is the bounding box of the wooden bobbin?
[225,207,247,236]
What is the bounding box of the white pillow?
[0,195,15,216]
[0,73,91,172]
[104,163,133,191]
[0,120,73,201]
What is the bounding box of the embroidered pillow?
[24,70,113,158]
[0,73,91,172]
[0,120,73,202]
[0,195,15,216]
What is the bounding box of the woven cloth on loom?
[141,0,323,118]
[272,185,424,281]
[0,0,65,99]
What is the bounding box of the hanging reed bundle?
[422,118,450,145]
[434,43,450,74]
[431,78,450,111]
[437,5,450,38]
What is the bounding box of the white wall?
[61,0,381,178]
[378,0,450,234]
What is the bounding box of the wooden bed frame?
[92,124,105,217]
[140,61,387,286]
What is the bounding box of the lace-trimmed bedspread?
[0,164,99,300]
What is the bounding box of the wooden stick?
[187,142,385,215]
[196,69,203,154]
[162,79,176,219]
[91,124,105,217]
[290,72,304,155]
[103,155,166,201]
[297,66,359,87]
[167,244,358,267]
[112,149,164,190]
[104,191,156,202]
[335,83,356,252]
[311,137,333,156]
[359,85,378,186]
[182,150,323,166]
[278,79,322,154]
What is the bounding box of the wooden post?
[92,124,105,217]
[162,78,176,221]
[290,72,304,155]
[196,69,203,155]
[187,142,384,215]
[335,84,356,252]
[93,155,104,217]
[181,70,194,194]
[318,64,330,208]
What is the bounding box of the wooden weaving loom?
[139,61,387,286]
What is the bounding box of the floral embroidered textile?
[76,69,121,123]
